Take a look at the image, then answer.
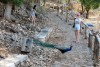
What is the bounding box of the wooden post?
[84,26,87,39]
[66,10,69,22]
[88,32,93,49]
[93,34,100,67]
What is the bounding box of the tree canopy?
[80,0,100,10]
[0,0,24,6]
[79,0,100,18]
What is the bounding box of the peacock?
[32,38,72,54]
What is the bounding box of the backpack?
[73,18,76,28]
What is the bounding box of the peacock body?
[32,39,72,54]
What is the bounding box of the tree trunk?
[86,9,89,19]
[4,3,12,21]
[11,5,15,15]
[66,9,69,22]
[2,4,5,17]
[68,0,70,4]
[43,0,46,6]
[81,4,84,14]
[82,5,84,12]
[56,0,59,16]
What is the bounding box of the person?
[73,13,82,43]
[30,5,37,26]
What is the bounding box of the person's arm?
[79,18,82,25]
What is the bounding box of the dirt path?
[47,12,93,67]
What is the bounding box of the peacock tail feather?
[33,39,56,48]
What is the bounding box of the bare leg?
[33,17,35,26]
[32,17,35,26]
[77,30,80,42]
[74,30,77,42]
[75,30,80,43]
[31,17,33,23]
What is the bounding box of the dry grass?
[0,48,10,58]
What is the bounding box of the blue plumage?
[56,45,73,54]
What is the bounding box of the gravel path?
[47,12,94,67]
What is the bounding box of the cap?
[77,13,80,16]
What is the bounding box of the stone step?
[0,54,28,67]
[35,27,52,42]
[21,38,33,53]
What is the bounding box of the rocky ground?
[0,9,63,67]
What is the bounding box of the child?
[30,5,37,26]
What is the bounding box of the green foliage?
[12,0,24,6]
[79,0,100,18]
[0,0,24,6]
[0,0,8,4]
[92,2,99,9]
[94,0,100,3]
[79,0,100,10]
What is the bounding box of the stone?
[0,33,4,40]
[0,61,15,67]
[35,27,52,42]
[11,34,18,42]
[0,54,28,67]
[15,54,28,62]
[21,38,33,53]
